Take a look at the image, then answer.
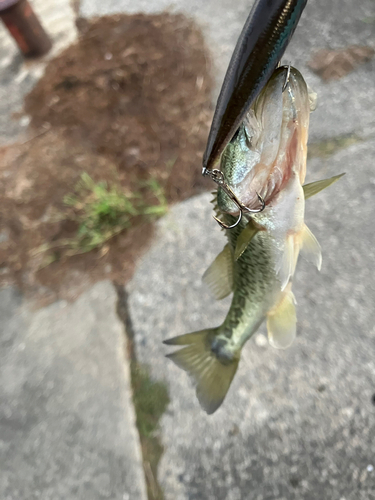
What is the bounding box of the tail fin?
[164,329,239,415]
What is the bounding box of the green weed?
[36,173,168,261]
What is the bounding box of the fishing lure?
[203,0,308,176]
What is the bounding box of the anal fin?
[300,224,322,270]
[202,244,233,300]
[267,284,297,349]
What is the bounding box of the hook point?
[213,211,242,230]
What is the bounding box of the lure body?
[203,0,308,173]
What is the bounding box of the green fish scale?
[220,214,278,347]
[217,125,258,214]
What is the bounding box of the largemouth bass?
[203,0,308,173]
[164,67,342,415]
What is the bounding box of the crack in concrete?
[115,283,137,360]
[114,282,169,500]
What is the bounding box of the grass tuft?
[36,173,168,263]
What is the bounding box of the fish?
[164,67,343,415]
[203,0,309,173]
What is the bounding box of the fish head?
[217,66,311,216]
[217,119,261,214]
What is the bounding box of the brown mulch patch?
[308,45,374,81]
[0,13,213,303]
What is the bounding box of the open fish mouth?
[218,66,310,216]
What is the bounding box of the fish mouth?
[219,65,310,217]
[226,128,298,215]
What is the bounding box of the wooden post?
[0,0,52,57]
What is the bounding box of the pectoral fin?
[267,285,297,349]
[300,224,322,270]
[202,244,233,300]
[234,219,259,261]
[303,173,345,199]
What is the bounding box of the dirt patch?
[308,45,374,81]
[0,13,213,303]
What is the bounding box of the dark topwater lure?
[203,0,308,175]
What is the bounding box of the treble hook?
[203,169,265,229]
[282,64,291,92]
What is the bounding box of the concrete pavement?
[0,3,147,498]
[117,0,375,498]
[0,0,77,144]
[128,140,375,500]
[80,0,375,141]
[1,0,375,498]
[0,282,147,500]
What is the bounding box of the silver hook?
[282,64,291,92]
[213,207,243,229]
[203,168,265,229]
